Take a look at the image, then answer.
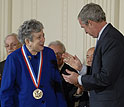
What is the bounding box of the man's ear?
[88,20,92,26]
[25,38,30,45]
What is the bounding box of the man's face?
[86,48,95,66]
[49,45,64,68]
[28,31,45,53]
[78,18,98,38]
[5,36,21,55]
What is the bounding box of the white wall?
[119,0,124,34]
[0,0,124,63]
[0,0,12,60]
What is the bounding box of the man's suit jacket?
[81,24,124,107]
[0,60,5,86]
[60,63,89,107]
[60,63,77,107]
[0,60,5,75]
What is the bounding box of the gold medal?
[22,46,43,100]
[33,89,43,99]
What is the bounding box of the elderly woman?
[0,19,67,107]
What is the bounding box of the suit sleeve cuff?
[78,64,87,75]
[78,75,82,85]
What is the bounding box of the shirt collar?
[59,63,64,71]
[24,44,40,58]
[97,23,108,40]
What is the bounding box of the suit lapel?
[91,23,113,67]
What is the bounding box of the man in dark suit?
[73,47,95,107]
[0,61,5,83]
[0,61,5,77]
[49,40,89,107]
[62,3,124,107]
[0,33,22,84]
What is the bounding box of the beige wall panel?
[119,0,124,34]
[12,0,63,45]
[36,0,63,46]
[0,0,12,61]
[12,0,35,33]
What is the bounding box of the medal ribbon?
[21,45,43,88]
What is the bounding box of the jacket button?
[42,100,45,104]
[40,85,44,88]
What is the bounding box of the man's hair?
[4,33,19,44]
[18,19,44,44]
[78,3,106,25]
[48,40,66,53]
[87,47,95,52]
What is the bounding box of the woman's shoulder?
[43,46,55,53]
